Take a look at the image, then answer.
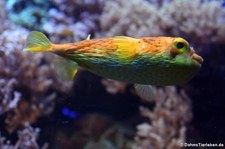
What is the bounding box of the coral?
[42,0,104,43]
[5,0,103,39]
[99,0,161,37]
[101,79,127,95]
[99,0,225,46]
[84,139,117,149]
[147,0,171,7]
[50,0,103,15]
[2,0,221,148]
[159,0,225,44]
[0,79,21,116]
[54,113,135,149]
[0,124,48,149]
[0,21,73,133]
[0,0,7,19]
[6,0,50,30]
[132,87,192,149]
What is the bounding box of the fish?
[24,31,203,99]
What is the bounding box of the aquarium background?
[0,0,225,149]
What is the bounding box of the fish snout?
[193,53,203,64]
[190,48,203,64]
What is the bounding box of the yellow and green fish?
[24,31,203,98]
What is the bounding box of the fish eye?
[173,38,189,53]
[175,42,184,49]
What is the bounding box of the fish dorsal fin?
[114,36,138,59]
[86,34,91,40]
[134,84,154,101]
[53,57,78,81]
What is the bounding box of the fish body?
[24,31,203,86]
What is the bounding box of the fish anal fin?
[53,57,78,81]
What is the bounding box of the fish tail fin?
[24,31,52,52]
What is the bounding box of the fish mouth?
[192,53,203,64]
[190,48,203,64]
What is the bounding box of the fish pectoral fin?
[114,36,138,59]
[134,84,154,101]
[53,57,78,81]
